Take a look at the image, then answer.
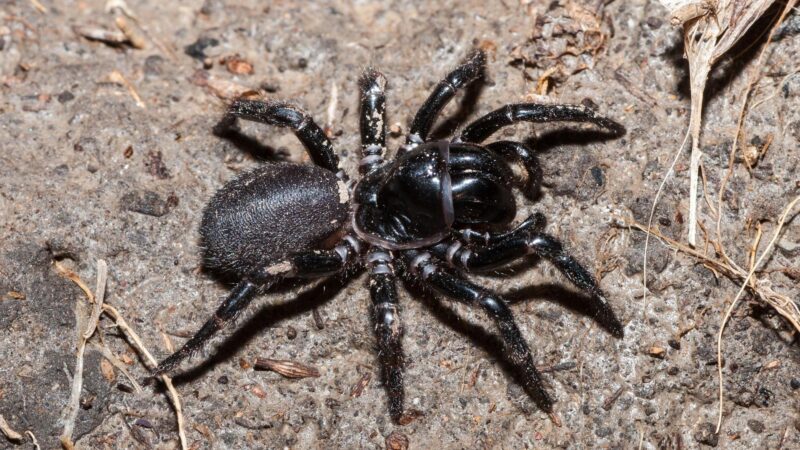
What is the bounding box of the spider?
[153,49,625,422]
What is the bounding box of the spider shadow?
[169,274,356,385]
[529,127,625,155]
[482,256,623,336]
[402,281,548,409]
[212,116,288,162]
[401,264,621,411]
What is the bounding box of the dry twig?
[0,415,23,442]
[658,0,792,245]
[107,70,145,108]
[715,195,800,432]
[55,261,188,450]
[60,260,107,449]
[28,0,47,14]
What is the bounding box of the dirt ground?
[1,0,799,449]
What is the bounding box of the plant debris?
[253,358,321,378]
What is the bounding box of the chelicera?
[153,49,625,421]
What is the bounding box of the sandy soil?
[1,1,799,449]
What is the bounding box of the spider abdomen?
[200,163,349,278]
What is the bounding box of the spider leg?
[486,140,543,198]
[152,238,361,376]
[457,212,546,246]
[436,231,624,338]
[407,49,486,146]
[403,250,553,412]
[460,103,624,144]
[366,248,404,421]
[359,69,388,174]
[219,99,342,175]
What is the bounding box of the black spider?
[153,49,625,422]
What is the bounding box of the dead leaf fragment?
[656,0,788,245]
[763,359,780,370]
[350,372,371,398]
[100,359,116,382]
[250,385,267,399]
[221,54,254,75]
[0,415,23,442]
[397,409,424,425]
[254,358,320,378]
[6,291,25,300]
[189,69,258,100]
[74,25,128,45]
[648,346,666,358]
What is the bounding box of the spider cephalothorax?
[153,49,625,422]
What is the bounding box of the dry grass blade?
[350,372,372,398]
[60,259,107,449]
[55,261,188,450]
[642,129,690,320]
[254,358,321,378]
[620,216,800,331]
[658,0,787,246]
[715,195,800,432]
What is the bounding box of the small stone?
[590,166,604,187]
[185,37,219,60]
[144,150,171,179]
[286,325,297,340]
[694,422,718,447]
[755,387,773,407]
[646,17,663,29]
[144,55,164,77]
[120,191,178,217]
[790,378,800,390]
[747,420,764,434]
[648,346,666,359]
[57,91,75,103]
[385,431,408,450]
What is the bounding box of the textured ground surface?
[1,0,799,449]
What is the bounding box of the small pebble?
[185,37,220,60]
[286,326,297,339]
[648,346,666,359]
[57,91,74,103]
[747,419,765,434]
[694,422,718,447]
[134,418,154,429]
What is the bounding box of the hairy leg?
[460,103,624,144]
[366,248,405,421]
[153,238,361,375]
[486,140,543,198]
[403,250,553,412]
[407,49,486,145]
[220,99,342,175]
[434,232,624,338]
[359,69,388,174]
